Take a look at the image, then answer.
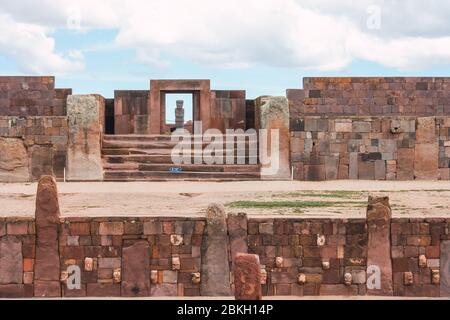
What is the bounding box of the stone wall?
[0,116,68,181]
[288,77,450,117]
[290,116,450,181]
[1,181,450,298]
[210,90,246,132]
[114,90,149,134]
[0,76,71,116]
[248,218,367,296]
[391,218,448,297]
[1,215,449,298]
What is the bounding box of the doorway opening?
[164,93,194,134]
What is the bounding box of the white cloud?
[1,0,450,72]
[0,14,84,74]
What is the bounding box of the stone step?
[103,134,172,141]
[102,140,255,150]
[103,134,257,142]
[103,162,260,173]
[103,154,259,165]
[102,147,258,156]
[103,170,261,181]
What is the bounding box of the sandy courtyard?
[1,180,450,218]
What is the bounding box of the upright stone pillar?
[414,117,438,180]
[34,176,61,297]
[234,253,262,300]
[200,204,231,296]
[366,196,393,296]
[259,97,290,180]
[67,95,103,181]
[175,100,185,129]
[441,241,450,297]
[121,241,151,297]
[227,213,248,269]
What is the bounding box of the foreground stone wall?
[290,116,450,181]
[2,215,449,298]
[1,180,450,298]
[0,116,68,181]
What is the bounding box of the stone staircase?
[102,134,261,181]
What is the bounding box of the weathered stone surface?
[234,253,262,300]
[0,284,33,298]
[414,117,438,180]
[34,280,61,297]
[0,236,23,284]
[200,203,231,296]
[30,145,54,180]
[0,137,30,182]
[349,152,358,179]
[374,160,386,180]
[366,196,393,296]
[259,97,290,180]
[99,222,124,235]
[325,155,339,180]
[150,284,177,297]
[34,176,61,297]
[414,144,438,180]
[121,241,150,297]
[67,95,103,181]
[227,213,248,268]
[441,241,450,297]
[397,148,415,180]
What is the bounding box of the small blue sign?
[169,167,183,173]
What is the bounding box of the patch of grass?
[285,191,365,199]
[228,200,365,209]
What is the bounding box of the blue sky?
[1,0,450,104]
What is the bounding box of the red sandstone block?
[124,221,143,235]
[406,236,431,246]
[23,258,34,272]
[180,258,200,272]
[62,246,85,259]
[69,223,91,235]
[63,284,87,297]
[0,284,33,298]
[322,269,341,284]
[34,281,61,297]
[300,235,317,246]
[6,222,29,235]
[320,246,337,259]
[319,284,358,296]
[425,246,440,258]
[99,222,124,236]
[404,246,419,258]
[87,283,120,297]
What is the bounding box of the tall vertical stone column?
[227,213,248,269]
[414,117,438,180]
[34,176,61,297]
[121,241,150,297]
[175,100,185,129]
[234,253,262,300]
[200,204,231,296]
[259,97,290,180]
[366,196,393,296]
[441,241,450,297]
[67,95,104,181]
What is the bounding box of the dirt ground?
[1,180,450,218]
